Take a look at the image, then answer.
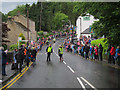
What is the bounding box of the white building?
[76,14,98,39]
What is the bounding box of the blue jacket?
[89,47,92,55]
[115,48,120,57]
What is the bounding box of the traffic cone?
[6,62,8,65]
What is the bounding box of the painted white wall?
[76,14,98,39]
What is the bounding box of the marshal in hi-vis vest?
[47,47,52,52]
[59,48,63,54]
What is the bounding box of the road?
[3,38,120,89]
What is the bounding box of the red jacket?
[94,46,98,55]
[110,47,115,55]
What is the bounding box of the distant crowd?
[63,35,120,66]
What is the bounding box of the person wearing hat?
[46,44,53,62]
[58,45,63,62]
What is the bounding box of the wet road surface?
[5,38,120,89]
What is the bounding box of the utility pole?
[27,7,29,41]
[40,2,42,31]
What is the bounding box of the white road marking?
[53,51,59,58]
[63,61,66,64]
[77,77,86,90]
[0,80,2,82]
[67,66,75,73]
[81,77,97,90]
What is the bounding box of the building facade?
[76,14,98,39]
[7,15,36,47]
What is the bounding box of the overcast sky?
[1,1,38,14]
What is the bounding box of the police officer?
[46,44,53,62]
[58,45,63,62]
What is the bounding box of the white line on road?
[63,61,66,64]
[77,77,86,90]
[53,51,59,58]
[81,77,97,90]
[0,80,2,83]
[67,66,75,73]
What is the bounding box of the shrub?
[37,31,44,36]
[2,44,7,50]
[91,38,108,54]
[10,44,18,50]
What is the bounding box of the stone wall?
[14,15,36,41]
[7,19,27,47]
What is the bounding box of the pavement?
[2,64,16,83]
[1,38,120,89]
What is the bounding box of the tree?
[54,12,68,30]
[73,2,120,46]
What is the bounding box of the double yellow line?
[1,62,33,90]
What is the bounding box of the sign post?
[18,37,22,49]
[83,16,90,21]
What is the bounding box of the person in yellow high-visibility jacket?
[53,38,56,43]
[46,44,53,62]
[58,45,63,62]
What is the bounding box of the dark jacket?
[26,49,31,59]
[1,50,7,65]
[99,44,103,53]
[84,45,89,53]
[107,44,111,52]
[16,48,24,62]
[31,49,37,57]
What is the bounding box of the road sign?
[83,16,90,21]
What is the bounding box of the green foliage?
[2,44,7,50]
[54,12,68,30]
[1,13,7,22]
[73,2,120,46]
[91,38,108,54]
[10,44,18,50]
[37,31,44,36]
[7,5,25,16]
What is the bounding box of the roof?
[15,22,30,31]
[81,28,90,34]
